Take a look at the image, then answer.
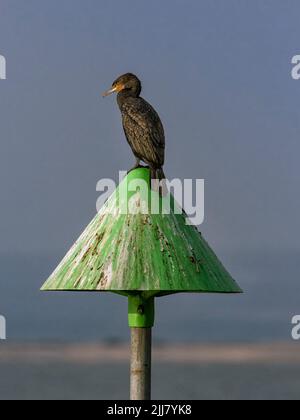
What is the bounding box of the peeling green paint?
[41,168,242,296]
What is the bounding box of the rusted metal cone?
[41,167,242,401]
[41,167,242,295]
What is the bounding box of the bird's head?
[103,73,142,98]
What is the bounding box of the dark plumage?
[103,73,166,187]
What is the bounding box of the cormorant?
[103,73,166,191]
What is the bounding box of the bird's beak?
[102,87,118,98]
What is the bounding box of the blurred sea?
[1,253,300,400]
[1,361,300,400]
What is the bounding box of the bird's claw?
[127,165,145,175]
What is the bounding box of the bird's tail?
[151,167,168,197]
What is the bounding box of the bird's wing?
[122,98,165,166]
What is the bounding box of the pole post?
[130,327,152,401]
[128,295,155,401]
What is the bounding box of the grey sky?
[0,0,299,255]
[0,1,299,341]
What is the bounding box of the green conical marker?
[41,167,242,400]
[42,168,241,295]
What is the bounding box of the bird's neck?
[117,90,139,108]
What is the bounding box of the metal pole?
[130,327,152,400]
[128,295,155,401]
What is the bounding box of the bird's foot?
[127,162,145,175]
